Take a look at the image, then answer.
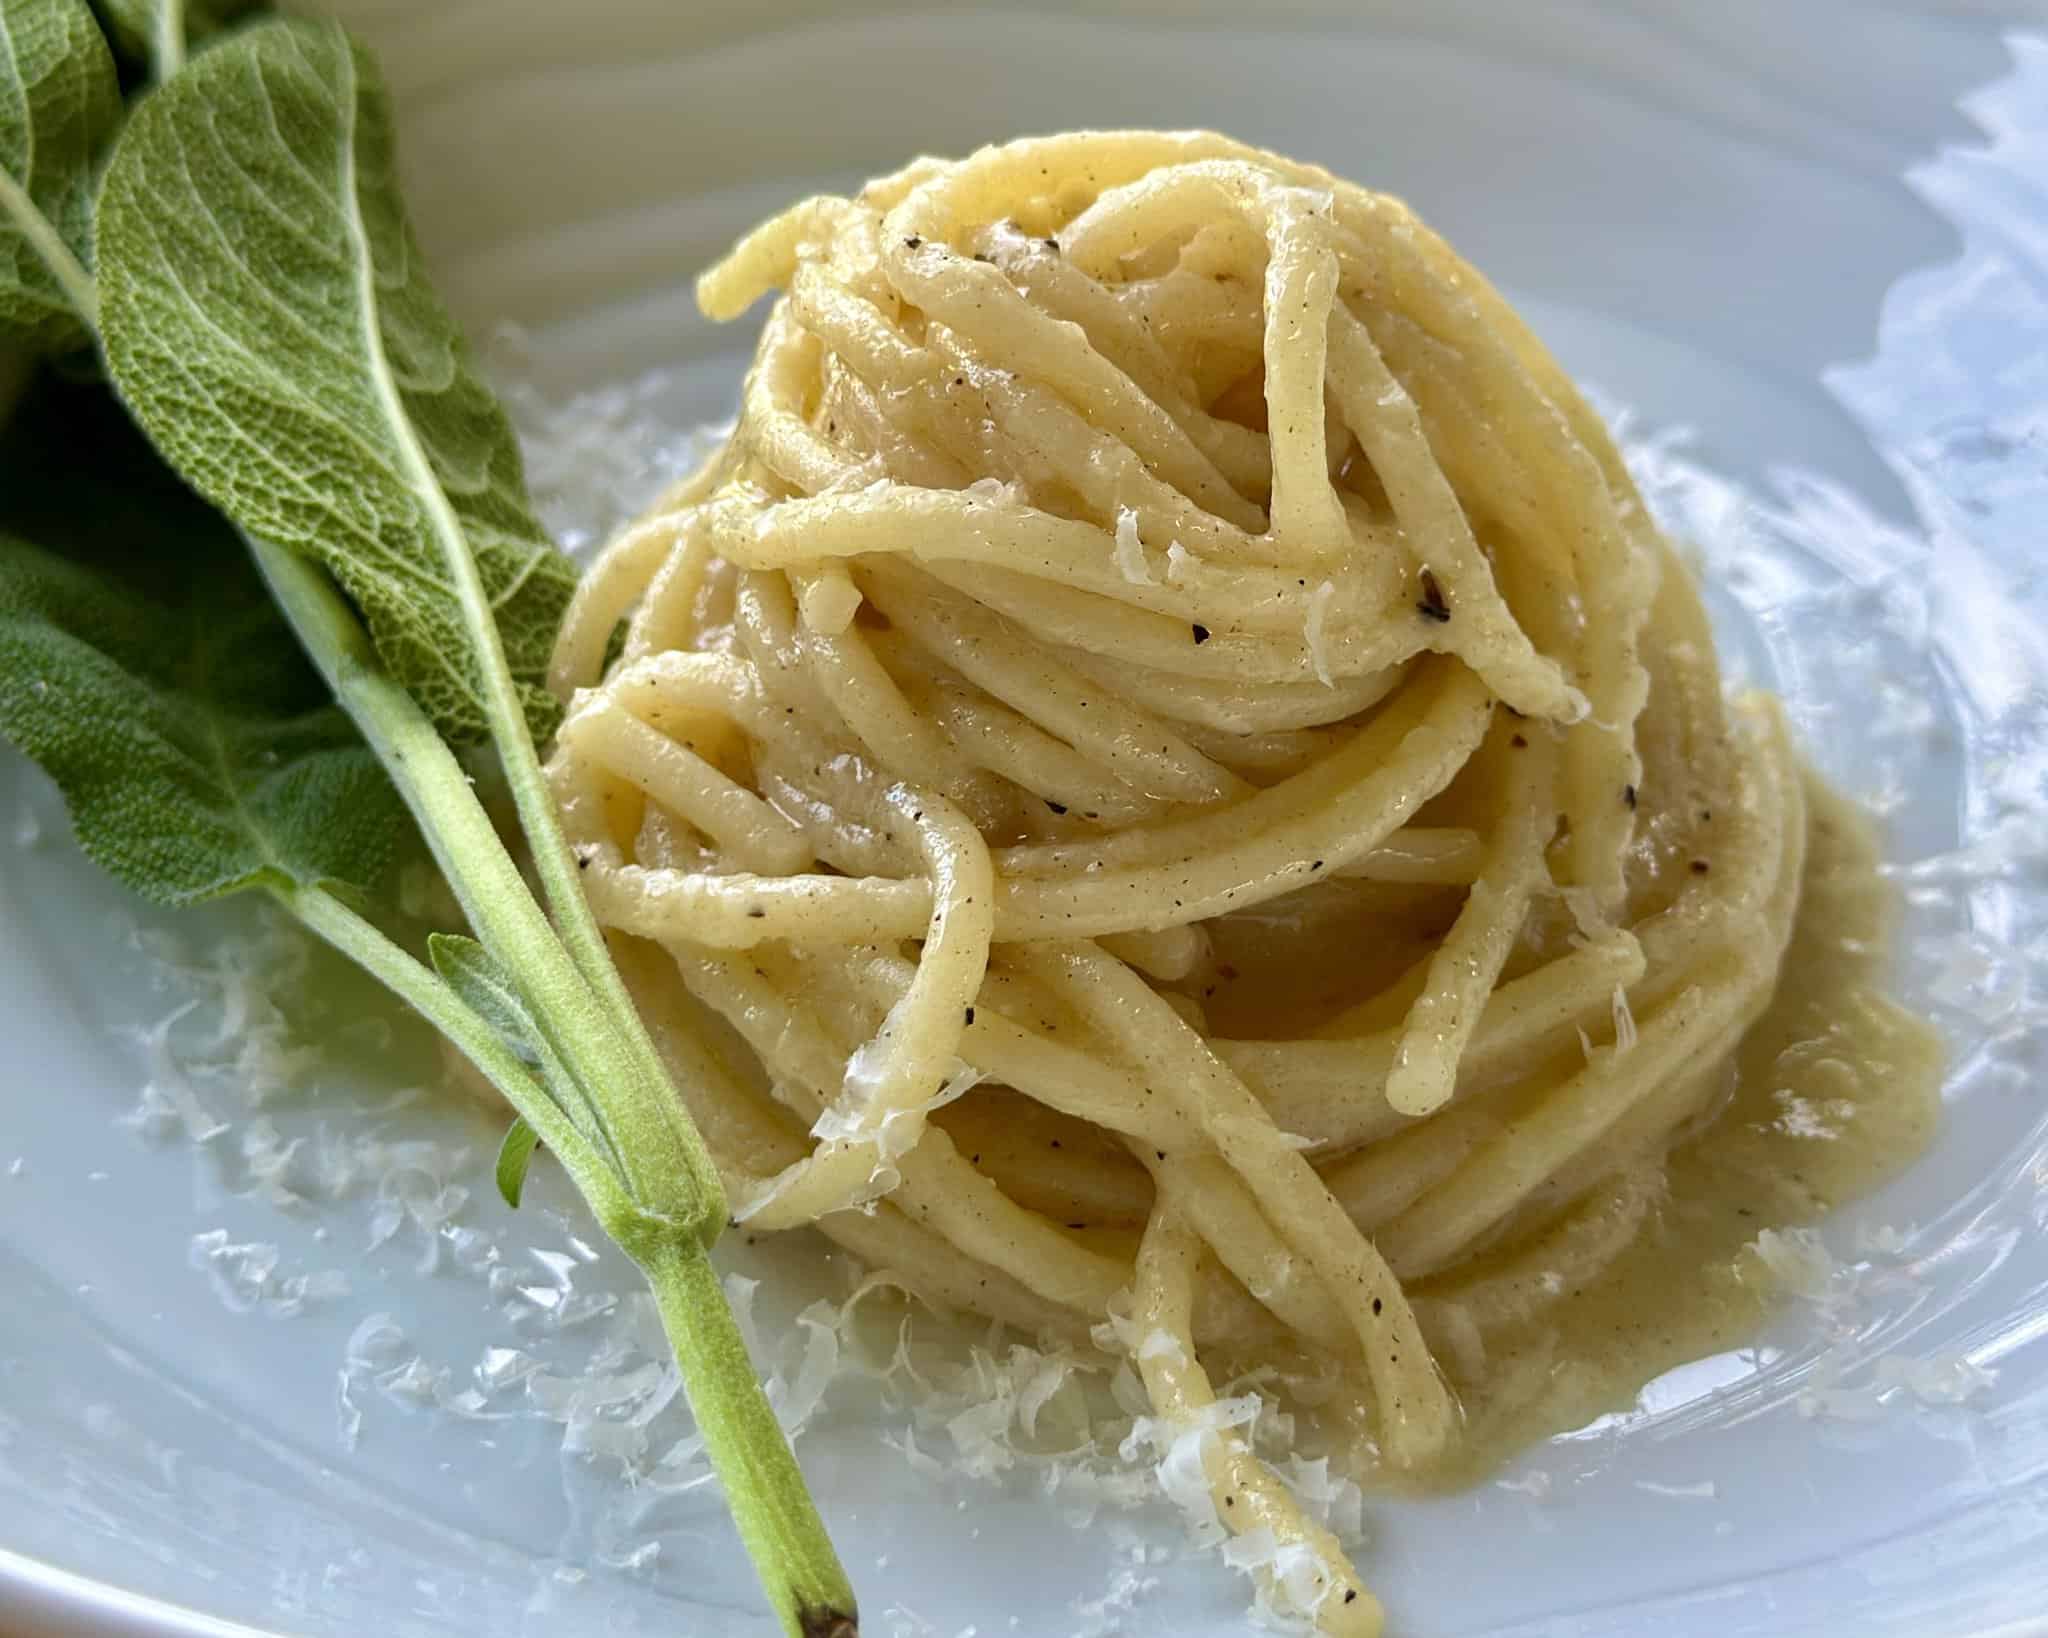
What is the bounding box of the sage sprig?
[0,6,859,1634]
[95,19,576,747]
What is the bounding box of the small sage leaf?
[428,929,618,1175]
[429,931,544,1068]
[495,1115,541,1209]
[430,928,606,1163]
[0,374,407,904]
[0,0,121,352]
[94,16,575,747]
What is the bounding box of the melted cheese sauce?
[1417,773,1939,1486]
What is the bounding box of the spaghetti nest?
[548,132,1805,1632]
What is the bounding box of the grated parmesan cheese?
[1747,1226,1839,1303]
[1222,1529,1335,1631]
[814,1057,985,1168]
[1854,1222,1913,1257]
[122,1001,228,1145]
[797,571,864,635]
[768,1055,990,1218]
[1135,1329,1188,1368]
[1611,983,1638,1054]
[1797,1349,1998,1423]
[1873,1351,1998,1406]
[1303,580,1336,688]
[1088,1294,1141,1358]
[1919,930,2031,1028]
[1070,1568,1161,1638]
[1113,507,1153,585]
[1276,1454,1364,1541]
[188,1229,349,1318]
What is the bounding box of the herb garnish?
[0,6,857,1632]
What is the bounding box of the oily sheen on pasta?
[547,133,1816,1633]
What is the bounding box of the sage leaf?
[0,374,407,904]
[0,0,120,352]
[428,931,546,1069]
[94,16,575,747]
[430,928,609,1176]
[494,1115,540,1209]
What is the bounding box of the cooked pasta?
[545,132,1889,1634]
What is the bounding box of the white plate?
[4,3,2047,1635]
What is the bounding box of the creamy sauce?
[930,758,1945,1491]
[930,758,1944,1494]
[1420,772,1942,1487]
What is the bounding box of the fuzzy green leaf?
[94,16,575,747]
[0,0,120,353]
[494,1116,541,1209]
[428,931,545,1067]
[431,929,597,1189]
[0,374,407,904]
